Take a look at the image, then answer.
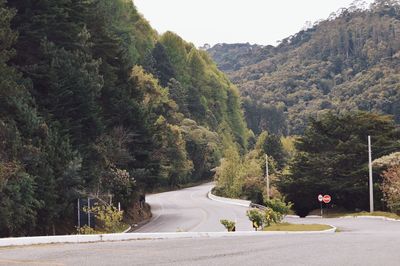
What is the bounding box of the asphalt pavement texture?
[135,183,253,232]
[1,183,400,266]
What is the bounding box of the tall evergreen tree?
[0,1,41,236]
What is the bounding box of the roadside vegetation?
[279,112,400,216]
[0,0,248,237]
[77,204,128,234]
[245,198,291,231]
[244,200,332,232]
[2,0,400,238]
[211,0,400,219]
[215,112,400,218]
[220,219,236,232]
[213,130,293,204]
[264,223,332,232]
[373,152,400,214]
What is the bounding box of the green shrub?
[247,207,286,229]
[264,198,292,217]
[82,203,124,233]
[220,219,236,232]
[76,225,96,235]
[264,208,282,227]
[247,209,264,231]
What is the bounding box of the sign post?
[318,194,331,218]
[323,195,331,217]
[318,194,323,217]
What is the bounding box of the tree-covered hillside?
[208,0,400,135]
[0,0,248,237]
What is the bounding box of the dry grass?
[264,223,332,231]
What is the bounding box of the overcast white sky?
[134,0,375,47]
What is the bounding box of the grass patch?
[115,222,131,233]
[264,222,332,231]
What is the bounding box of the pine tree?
[0,1,41,236]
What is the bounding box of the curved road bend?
[136,182,253,232]
[137,182,400,234]
[1,183,400,265]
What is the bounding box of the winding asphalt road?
[135,183,253,232]
[1,183,400,265]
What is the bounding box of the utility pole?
[88,198,91,228]
[265,154,270,200]
[368,135,374,213]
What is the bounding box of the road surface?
[136,183,253,232]
[1,183,400,265]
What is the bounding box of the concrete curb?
[340,215,400,222]
[324,225,337,233]
[0,226,336,247]
[305,215,321,218]
[207,189,302,219]
[302,214,400,222]
[0,225,132,248]
[286,215,301,218]
[122,226,132,233]
[207,190,251,207]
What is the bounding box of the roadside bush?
[264,198,292,218]
[76,225,96,235]
[264,208,282,227]
[81,204,124,233]
[247,209,264,231]
[247,207,286,230]
[381,165,400,214]
[220,219,236,232]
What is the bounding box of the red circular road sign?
[323,195,331,204]
[318,194,323,202]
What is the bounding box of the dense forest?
[2,0,400,237]
[210,0,400,217]
[0,0,248,237]
[208,0,400,135]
